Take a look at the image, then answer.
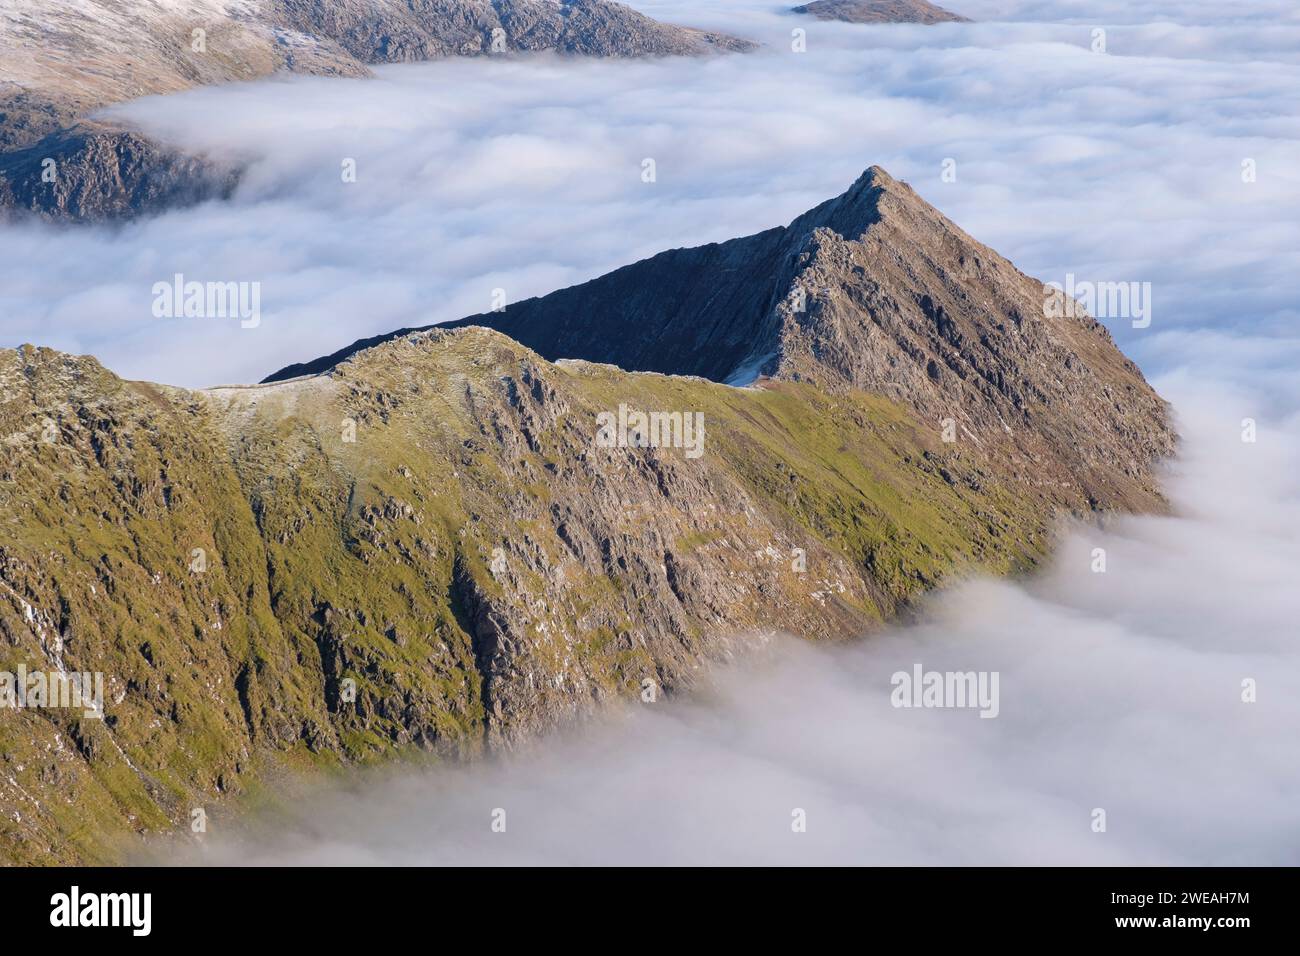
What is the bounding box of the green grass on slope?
[2,333,1061,863]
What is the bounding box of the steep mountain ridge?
[273,167,1174,510]
[2,327,1073,863]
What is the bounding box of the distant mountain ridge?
[0,0,754,221]
[792,0,970,24]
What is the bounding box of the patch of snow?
[723,351,776,388]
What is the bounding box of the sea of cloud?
[4,0,1296,863]
[1,0,1296,389]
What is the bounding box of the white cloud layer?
[1,0,1296,390]
[4,0,1297,864]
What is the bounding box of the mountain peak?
[264,165,916,386]
[266,166,1172,509]
[790,164,908,240]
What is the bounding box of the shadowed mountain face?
[271,167,1174,510]
[0,124,241,221]
[0,0,754,222]
[791,0,970,24]
[0,169,1171,863]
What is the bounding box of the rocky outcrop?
[0,0,754,221]
[792,0,970,24]
[0,124,240,221]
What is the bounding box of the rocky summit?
[0,167,1172,863]
[0,0,754,222]
[275,167,1174,512]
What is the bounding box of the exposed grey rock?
[266,0,756,61]
[0,123,240,222]
[0,87,82,150]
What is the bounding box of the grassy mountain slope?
[2,322,1096,863]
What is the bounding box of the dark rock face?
[791,0,971,24]
[0,124,240,222]
[270,166,1173,510]
[271,224,800,385]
